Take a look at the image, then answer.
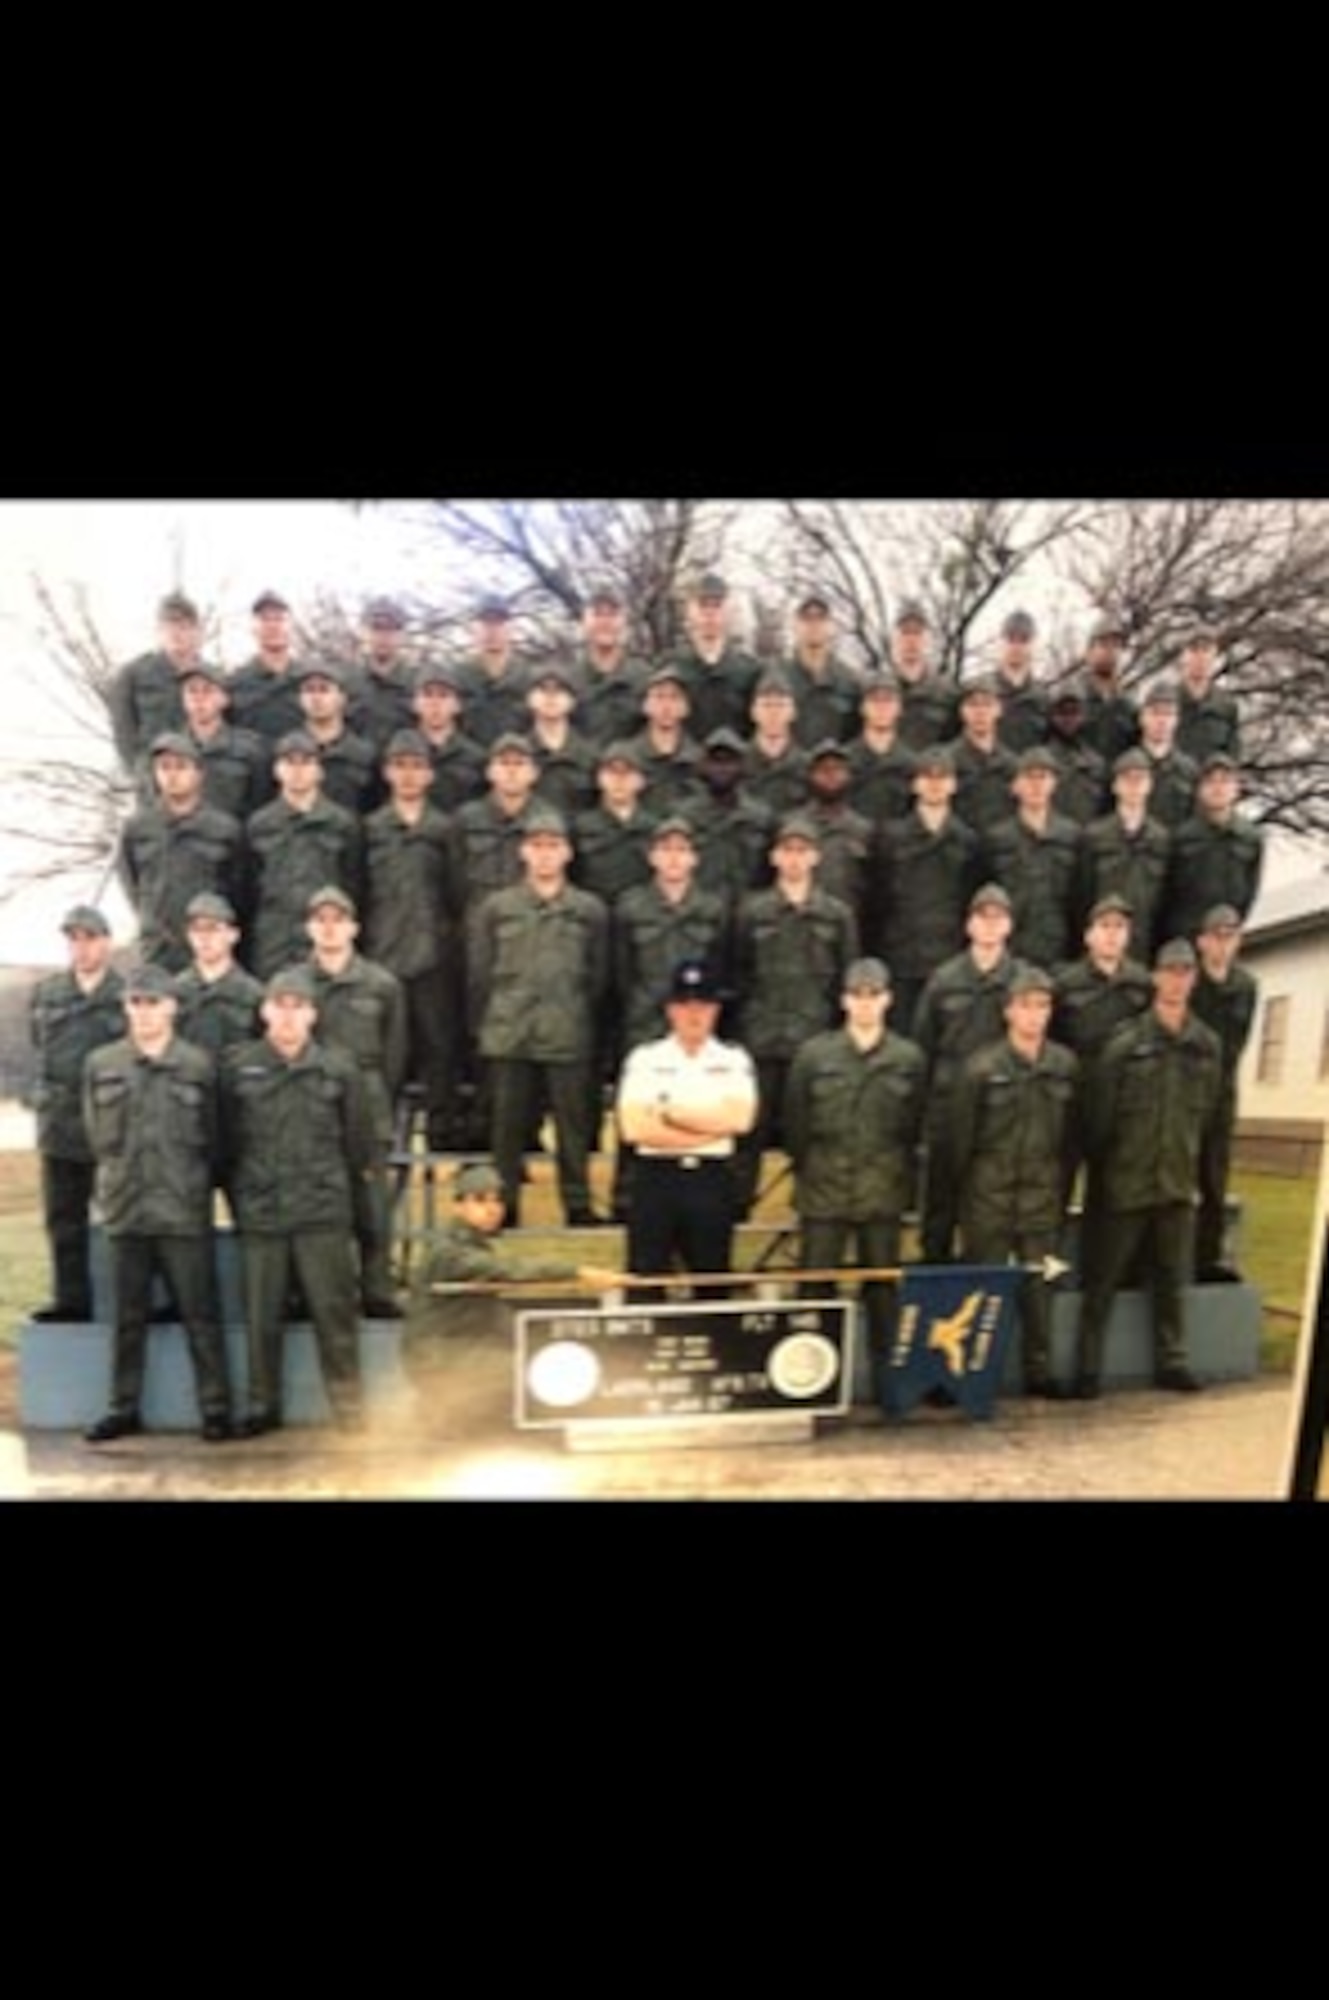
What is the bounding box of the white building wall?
[1236,931,1329,1124]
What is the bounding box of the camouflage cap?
[969,882,1013,915]
[488,732,536,759]
[264,965,317,1002]
[807,737,851,762]
[1141,677,1180,707]
[454,1161,505,1199]
[149,730,203,762]
[596,739,644,770]
[913,743,955,774]
[1017,744,1062,773]
[123,962,176,1000]
[1048,677,1088,708]
[1088,893,1134,923]
[383,728,434,762]
[645,664,689,692]
[1199,904,1243,933]
[753,668,795,698]
[1199,752,1239,777]
[959,672,1003,702]
[185,892,238,925]
[158,590,200,622]
[251,589,290,615]
[1154,938,1198,970]
[307,884,357,917]
[1113,747,1152,775]
[61,905,110,937]
[844,956,891,992]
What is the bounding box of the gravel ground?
[2,1351,1299,1501]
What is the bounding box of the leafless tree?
[1054,500,1329,833]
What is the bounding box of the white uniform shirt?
[616,1034,758,1158]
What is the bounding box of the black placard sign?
[515,1298,853,1429]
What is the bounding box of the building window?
[1256,995,1291,1084]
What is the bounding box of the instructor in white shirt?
[615,959,758,1286]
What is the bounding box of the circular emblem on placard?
[767,1332,839,1400]
[526,1340,603,1409]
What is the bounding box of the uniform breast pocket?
[167,1078,210,1149]
[89,1074,130,1154]
[1115,1050,1157,1116]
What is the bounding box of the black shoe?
[363,1297,404,1319]
[1071,1375,1101,1401]
[1198,1264,1243,1285]
[239,1412,282,1437]
[1156,1365,1203,1394]
[565,1210,605,1228]
[149,1303,178,1324]
[85,1412,143,1443]
[32,1302,92,1324]
[200,1415,233,1442]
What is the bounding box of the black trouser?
[39,1153,97,1317]
[105,1233,231,1422]
[1074,1202,1194,1381]
[956,1220,1060,1386]
[628,1156,738,1294]
[1195,1082,1237,1274]
[799,1216,901,1392]
[238,1228,364,1423]
[490,1058,594,1223]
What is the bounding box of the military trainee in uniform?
[1189,905,1259,1282]
[29,907,126,1323]
[219,965,377,1436]
[108,591,210,772]
[82,963,234,1443]
[783,956,925,1398]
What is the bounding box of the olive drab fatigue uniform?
[993,677,1048,757]
[731,885,860,1217]
[981,810,1084,974]
[570,651,651,748]
[172,964,265,1059]
[896,674,960,753]
[468,880,611,1222]
[347,661,417,757]
[951,739,1021,837]
[870,809,981,1037]
[1190,963,1259,1276]
[189,721,274,823]
[664,643,762,744]
[784,1024,925,1381]
[845,736,917,824]
[1160,813,1264,944]
[1073,1009,1223,1383]
[82,1035,231,1425]
[118,802,247,972]
[1075,811,1172,963]
[308,951,408,1310]
[225,657,307,746]
[455,661,531,748]
[404,1219,592,1387]
[782,657,864,748]
[244,795,364,980]
[108,653,196,769]
[219,1036,376,1427]
[1139,747,1199,830]
[912,949,1020,1263]
[422,731,488,814]
[30,966,127,1319]
[1177,688,1241,765]
[1081,687,1139,767]
[950,1035,1081,1388]
[362,799,464,1151]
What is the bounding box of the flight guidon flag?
[884,1264,1025,1421]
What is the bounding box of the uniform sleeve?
[466,894,496,1035]
[107,664,139,772]
[339,1054,378,1173]
[782,1044,813,1164]
[382,971,409,1100]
